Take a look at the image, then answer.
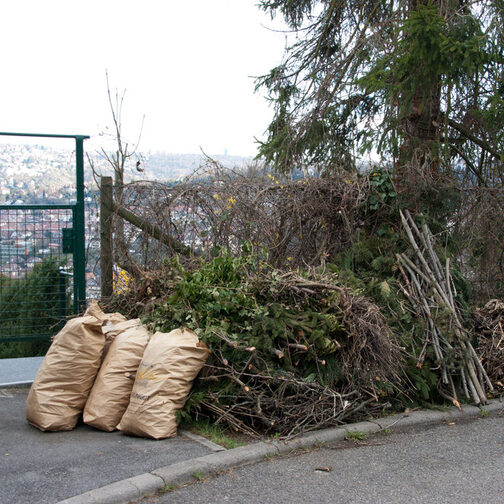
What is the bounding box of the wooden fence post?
[100,176,114,299]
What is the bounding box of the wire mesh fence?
[0,205,74,342]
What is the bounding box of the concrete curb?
[179,429,227,452]
[0,380,32,389]
[56,398,503,504]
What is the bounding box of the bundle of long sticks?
[397,210,492,406]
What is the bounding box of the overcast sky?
[0,1,287,156]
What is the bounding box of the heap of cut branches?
[140,256,401,438]
[397,210,493,406]
[453,188,504,301]
[474,299,504,387]
[115,161,371,273]
[105,159,504,302]
[101,161,504,433]
[199,373,378,439]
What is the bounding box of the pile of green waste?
[136,251,401,437]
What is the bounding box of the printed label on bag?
[135,364,168,382]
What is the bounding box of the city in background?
[0,142,252,300]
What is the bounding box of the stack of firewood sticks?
[397,210,492,406]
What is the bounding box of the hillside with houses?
[0,143,252,204]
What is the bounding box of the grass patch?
[184,418,247,450]
[192,471,205,481]
[478,408,489,418]
[344,430,368,442]
[160,483,178,493]
[378,428,392,436]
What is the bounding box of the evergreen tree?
[257,0,504,190]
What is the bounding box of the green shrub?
[0,257,69,358]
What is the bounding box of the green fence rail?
[0,132,89,343]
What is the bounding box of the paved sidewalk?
[3,357,503,504]
[55,399,503,504]
[0,356,44,387]
[0,388,213,504]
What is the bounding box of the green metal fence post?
[74,136,87,313]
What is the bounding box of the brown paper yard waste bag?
[117,328,210,439]
[101,317,143,362]
[83,320,151,431]
[26,300,127,431]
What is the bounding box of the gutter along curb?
[56,399,503,504]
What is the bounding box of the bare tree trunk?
[100,71,144,279]
[396,0,442,200]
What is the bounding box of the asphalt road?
[141,414,504,504]
[0,388,211,504]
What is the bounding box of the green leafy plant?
[368,167,397,211]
